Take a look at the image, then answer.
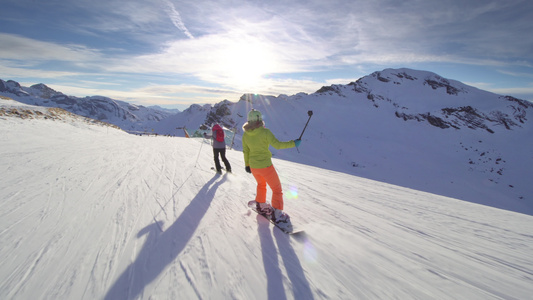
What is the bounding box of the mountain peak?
[0,79,29,97]
[28,83,63,99]
[362,68,469,96]
[30,83,54,91]
[313,68,470,98]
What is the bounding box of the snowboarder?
[204,124,232,174]
[242,109,301,224]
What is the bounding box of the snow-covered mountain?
[0,79,173,133]
[153,68,533,215]
[2,68,532,215]
[152,68,532,136]
[1,99,532,299]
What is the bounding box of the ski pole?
[194,136,205,168]
[230,126,237,150]
[298,110,313,140]
[296,110,313,153]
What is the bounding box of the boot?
[272,208,290,224]
[256,202,273,216]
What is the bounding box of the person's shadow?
[257,216,286,299]
[104,175,226,300]
[258,216,314,300]
[274,228,314,299]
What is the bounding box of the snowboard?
[247,200,303,234]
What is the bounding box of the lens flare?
[303,239,318,263]
[286,185,298,199]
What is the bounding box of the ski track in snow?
[1,115,533,300]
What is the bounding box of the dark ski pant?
[213,148,231,172]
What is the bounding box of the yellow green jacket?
[242,122,295,169]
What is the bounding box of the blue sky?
[1,0,532,109]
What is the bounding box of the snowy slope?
[1,100,533,299]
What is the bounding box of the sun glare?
[220,41,275,90]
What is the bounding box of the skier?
[204,124,232,174]
[242,109,301,224]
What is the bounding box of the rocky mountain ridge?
[2,68,531,136]
[0,79,172,133]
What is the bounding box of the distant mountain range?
[2,68,532,214]
[2,69,531,136]
[0,79,172,133]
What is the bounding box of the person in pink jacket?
[204,124,232,174]
[242,109,301,224]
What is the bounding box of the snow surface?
[1,100,533,299]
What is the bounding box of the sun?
[220,40,276,90]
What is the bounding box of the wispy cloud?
[161,0,194,39]
[1,0,532,106]
[497,69,533,79]
[489,87,533,100]
[47,82,244,107]
[0,33,101,62]
[0,62,81,79]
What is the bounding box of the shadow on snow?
[104,175,226,300]
[257,215,314,300]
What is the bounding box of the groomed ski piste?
[1,99,532,299]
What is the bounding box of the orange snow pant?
[251,164,284,210]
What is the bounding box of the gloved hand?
[294,139,302,147]
[245,166,251,173]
